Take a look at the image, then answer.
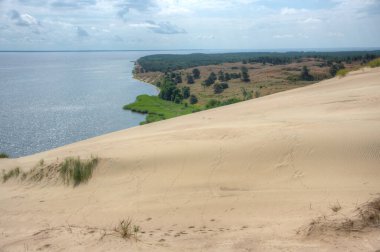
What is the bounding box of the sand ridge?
[0,68,380,251]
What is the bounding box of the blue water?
[0,51,165,158]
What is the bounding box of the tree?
[213,83,224,94]
[192,68,201,79]
[186,74,194,84]
[175,74,182,84]
[225,72,231,81]
[203,72,217,86]
[189,95,198,104]
[241,67,250,82]
[159,79,183,103]
[182,86,190,99]
[218,71,225,81]
[300,66,313,81]
[213,82,229,94]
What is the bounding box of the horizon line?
[1,47,380,53]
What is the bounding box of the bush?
[189,95,198,104]
[59,156,99,186]
[0,152,9,159]
[368,58,380,68]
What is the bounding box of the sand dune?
[1,68,380,251]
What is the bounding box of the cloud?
[146,21,186,34]
[302,17,322,24]
[77,26,89,37]
[273,34,294,39]
[129,20,186,34]
[50,0,97,9]
[115,0,156,19]
[280,7,306,15]
[8,10,40,27]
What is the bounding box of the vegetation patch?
[0,152,9,159]
[124,95,198,124]
[59,156,99,186]
[299,197,380,236]
[2,156,99,187]
[336,69,350,77]
[368,58,380,68]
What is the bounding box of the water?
[0,51,165,158]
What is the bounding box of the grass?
[336,69,350,77]
[59,156,99,186]
[124,95,199,124]
[299,197,380,236]
[0,152,9,159]
[114,219,140,240]
[2,167,20,182]
[368,58,380,68]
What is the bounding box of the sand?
[0,67,380,251]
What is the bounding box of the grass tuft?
[59,156,99,186]
[0,152,9,159]
[368,58,380,68]
[2,167,20,182]
[114,218,140,240]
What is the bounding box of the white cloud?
[273,34,294,39]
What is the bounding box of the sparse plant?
[59,156,99,186]
[0,152,9,159]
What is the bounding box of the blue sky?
[0,0,379,50]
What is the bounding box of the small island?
[125,51,380,124]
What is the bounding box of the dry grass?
[299,197,380,236]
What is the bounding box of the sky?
[0,0,379,51]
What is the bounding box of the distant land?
[126,50,380,124]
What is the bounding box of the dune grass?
[114,218,140,240]
[59,156,99,186]
[2,167,20,182]
[124,95,199,124]
[0,152,9,159]
[368,58,380,68]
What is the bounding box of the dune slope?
[1,68,380,251]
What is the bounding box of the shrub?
[0,153,9,159]
[59,156,99,186]
[368,58,380,68]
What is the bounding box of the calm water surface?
[0,51,166,158]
